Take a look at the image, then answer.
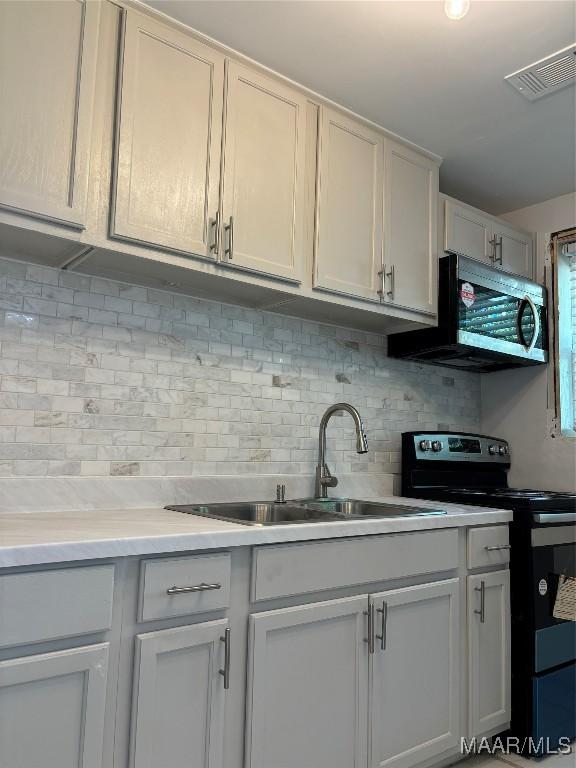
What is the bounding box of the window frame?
[550,227,576,437]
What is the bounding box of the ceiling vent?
[505,44,576,101]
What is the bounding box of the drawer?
[0,564,115,648]
[251,529,458,602]
[467,525,510,570]
[139,553,231,622]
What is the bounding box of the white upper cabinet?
[219,62,307,282]
[383,141,439,315]
[491,221,534,278]
[444,200,492,266]
[444,198,534,279]
[314,107,384,301]
[111,11,224,257]
[0,0,99,228]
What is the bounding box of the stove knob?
[489,445,498,455]
[498,445,507,456]
[419,440,431,452]
[431,440,443,452]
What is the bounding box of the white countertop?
[0,496,512,568]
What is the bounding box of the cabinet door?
[468,570,511,736]
[492,222,533,278]
[384,141,438,315]
[444,200,493,265]
[220,62,306,281]
[0,643,109,768]
[0,0,99,228]
[112,11,224,258]
[246,596,369,768]
[369,579,460,768]
[131,620,228,768]
[314,107,384,301]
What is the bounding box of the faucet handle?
[276,484,286,503]
[320,466,338,489]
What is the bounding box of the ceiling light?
[445,0,470,20]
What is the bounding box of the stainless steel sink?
[166,502,345,526]
[293,498,446,518]
[167,497,446,525]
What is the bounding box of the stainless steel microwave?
[388,254,548,372]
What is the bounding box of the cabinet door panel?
[314,108,384,301]
[246,596,368,768]
[384,141,438,315]
[0,0,99,228]
[445,200,492,265]
[468,570,511,736]
[112,11,224,257]
[131,620,227,768]
[0,644,109,768]
[492,223,533,278]
[369,579,460,768]
[220,62,306,281]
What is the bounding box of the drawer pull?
[485,544,511,551]
[166,583,222,595]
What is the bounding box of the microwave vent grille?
[505,45,576,101]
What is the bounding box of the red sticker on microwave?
[460,282,475,308]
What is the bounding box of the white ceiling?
[145,0,576,215]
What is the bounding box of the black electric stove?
[402,431,575,755]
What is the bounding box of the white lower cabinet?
[0,643,109,768]
[246,596,369,768]
[246,581,461,768]
[130,620,229,768]
[369,579,460,768]
[468,570,511,736]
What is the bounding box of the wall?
[0,255,480,480]
[481,192,576,492]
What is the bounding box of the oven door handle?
[533,513,576,525]
[516,294,540,353]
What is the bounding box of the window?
[552,228,576,435]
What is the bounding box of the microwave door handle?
[517,294,540,353]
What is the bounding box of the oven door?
[532,525,576,671]
[456,257,547,363]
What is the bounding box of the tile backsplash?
[0,256,480,478]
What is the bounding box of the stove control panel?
[409,433,510,463]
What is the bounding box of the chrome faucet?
[315,403,368,498]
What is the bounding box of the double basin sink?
[167,498,446,526]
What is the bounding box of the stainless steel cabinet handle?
[224,216,234,260]
[494,235,503,264]
[376,601,387,651]
[485,544,511,551]
[489,236,497,264]
[474,581,486,623]
[166,583,222,595]
[386,265,395,299]
[377,268,385,301]
[364,600,375,654]
[219,627,231,690]
[210,211,221,256]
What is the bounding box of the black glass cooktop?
[433,487,576,512]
